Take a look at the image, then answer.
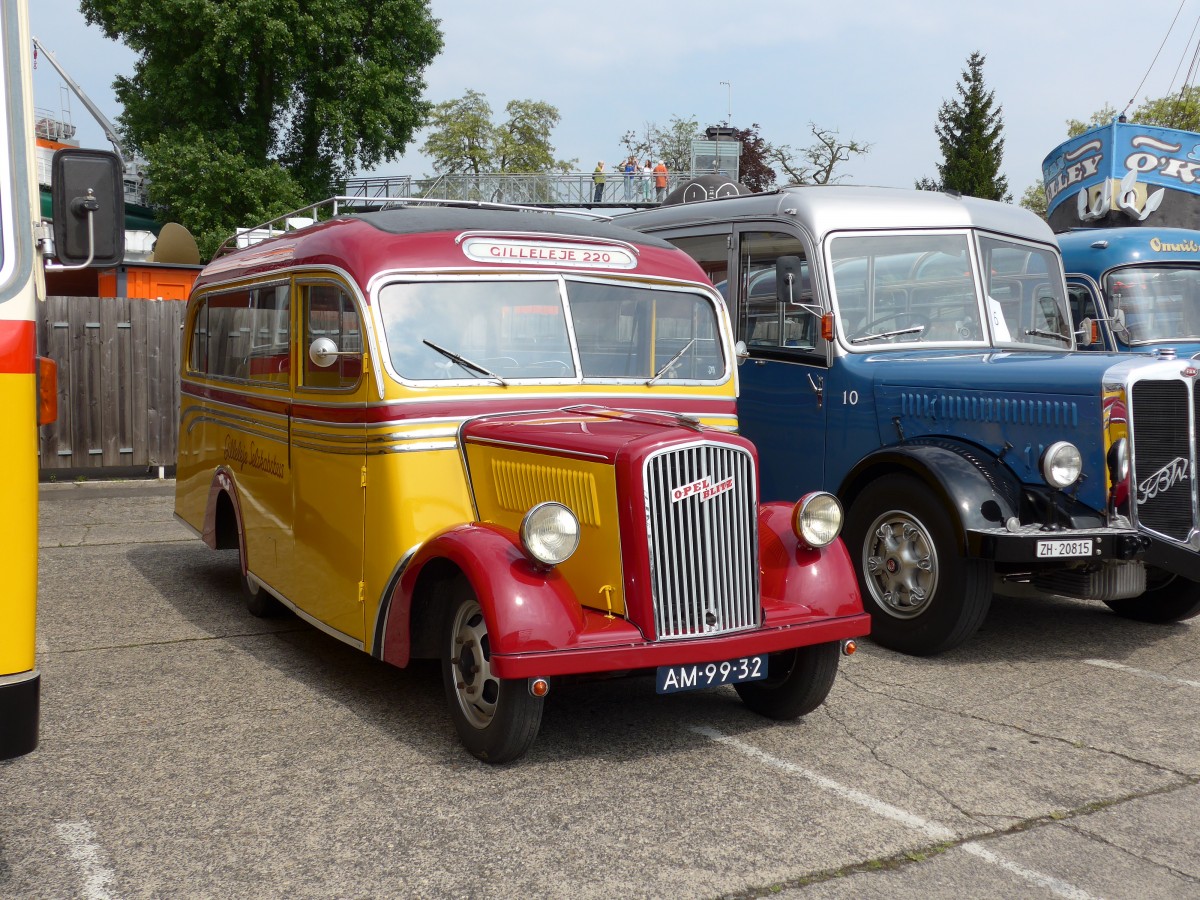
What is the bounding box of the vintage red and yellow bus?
[174,199,869,762]
[0,0,124,759]
[0,0,43,759]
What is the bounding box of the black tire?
[441,578,543,764]
[1104,569,1200,623]
[845,474,992,656]
[735,642,840,719]
[241,567,284,618]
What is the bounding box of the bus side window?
[302,283,363,390]
[739,231,816,352]
[246,284,291,385]
[666,233,729,294]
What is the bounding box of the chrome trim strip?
[250,571,365,652]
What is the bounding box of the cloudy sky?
[29,0,1200,196]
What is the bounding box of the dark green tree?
[719,123,775,192]
[918,51,1010,201]
[80,0,443,258]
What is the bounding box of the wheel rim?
[862,509,938,619]
[449,598,499,730]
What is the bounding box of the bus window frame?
[297,277,368,395]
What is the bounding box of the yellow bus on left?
[0,0,124,759]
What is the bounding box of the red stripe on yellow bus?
[0,320,35,374]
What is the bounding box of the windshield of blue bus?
[828,232,1072,350]
[377,277,725,383]
[1105,265,1200,344]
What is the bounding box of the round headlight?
[792,492,843,548]
[1041,441,1083,489]
[519,502,580,567]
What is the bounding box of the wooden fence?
[37,296,184,473]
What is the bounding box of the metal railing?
[340,171,696,208]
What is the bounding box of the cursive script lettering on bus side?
[224,434,285,479]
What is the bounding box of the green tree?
[618,116,700,174]
[1132,86,1200,130]
[421,90,497,175]
[495,100,574,173]
[918,51,1010,201]
[1069,87,1200,136]
[1018,181,1048,219]
[1066,103,1120,138]
[422,92,573,174]
[143,130,307,260]
[652,115,702,174]
[769,123,871,186]
[80,0,442,256]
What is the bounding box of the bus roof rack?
[215,195,615,257]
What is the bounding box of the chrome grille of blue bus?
[1130,379,1194,542]
[643,442,759,640]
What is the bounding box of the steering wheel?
[853,311,931,340]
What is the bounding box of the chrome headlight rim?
[1041,440,1083,489]
[792,491,843,549]
[519,501,581,567]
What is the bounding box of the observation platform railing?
[339,171,697,209]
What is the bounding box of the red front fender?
[758,502,864,620]
[380,523,597,668]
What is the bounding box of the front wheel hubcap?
[863,511,938,618]
[450,599,499,729]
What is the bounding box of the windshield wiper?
[646,339,696,386]
[422,339,508,385]
[850,325,925,345]
[1023,328,1071,344]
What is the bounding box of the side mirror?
[1111,307,1130,340]
[50,148,125,267]
[733,339,748,365]
[775,256,806,305]
[309,336,360,368]
[775,255,823,319]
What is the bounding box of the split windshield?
[1104,266,1200,344]
[828,232,1072,349]
[376,278,725,383]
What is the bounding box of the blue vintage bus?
[621,186,1200,656]
[1059,226,1200,356]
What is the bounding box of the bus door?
[291,280,368,642]
[732,228,829,502]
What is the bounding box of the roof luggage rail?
[214,195,614,257]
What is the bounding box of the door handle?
[807,373,824,409]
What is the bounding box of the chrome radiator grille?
[1131,378,1195,541]
[643,442,759,640]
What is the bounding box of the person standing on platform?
[623,156,636,202]
[642,160,653,202]
[592,161,606,203]
[653,160,669,202]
